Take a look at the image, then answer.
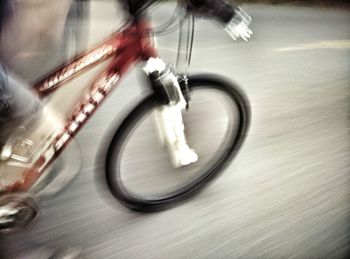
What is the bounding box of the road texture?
[1,1,350,258]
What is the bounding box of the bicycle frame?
[5,20,158,193]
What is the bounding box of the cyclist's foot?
[0,126,31,161]
[0,104,63,163]
[0,105,65,193]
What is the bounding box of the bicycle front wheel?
[105,74,250,212]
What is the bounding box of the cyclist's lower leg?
[0,65,42,148]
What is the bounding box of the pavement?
[0,1,349,258]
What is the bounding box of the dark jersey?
[0,0,13,33]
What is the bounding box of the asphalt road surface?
[1,2,350,258]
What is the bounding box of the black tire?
[105,74,250,212]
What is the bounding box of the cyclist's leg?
[0,64,41,146]
[0,64,80,196]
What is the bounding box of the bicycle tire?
[105,74,250,212]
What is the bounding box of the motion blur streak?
[0,0,349,258]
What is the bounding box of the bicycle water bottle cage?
[148,69,181,105]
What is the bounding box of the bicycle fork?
[143,58,198,168]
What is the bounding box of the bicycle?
[0,0,251,232]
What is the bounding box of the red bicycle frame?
[5,20,158,193]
